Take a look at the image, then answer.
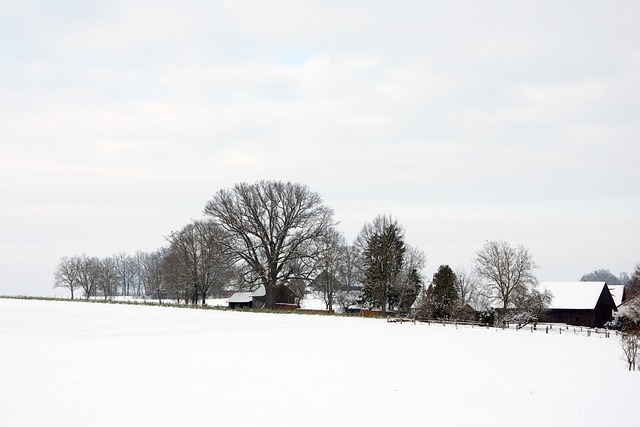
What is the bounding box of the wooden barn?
[227,286,266,309]
[227,284,300,310]
[540,282,617,327]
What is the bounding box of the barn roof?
[541,282,608,310]
[227,292,253,303]
[227,285,266,303]
[607,285,625,307]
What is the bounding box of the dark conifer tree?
[359,215,406,313]
[427,265,459,319]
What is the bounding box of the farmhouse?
[540,282,617,328]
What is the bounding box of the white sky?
[1,0,639,296]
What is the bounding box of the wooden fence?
[397,317,616,338]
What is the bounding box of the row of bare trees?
[54,220,239,304]
[54,252,152,300]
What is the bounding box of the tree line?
[54,180,640,323]
[54,181,427,311]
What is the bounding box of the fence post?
[545,325,548,334]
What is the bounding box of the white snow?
[0,298,636,427]
[299,291,328,311]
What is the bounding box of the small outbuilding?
[456,303,479,322]
[540,282,617,328]
[227,284,301,310]
[227,286,267,309]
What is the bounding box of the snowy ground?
[0,299,636,427]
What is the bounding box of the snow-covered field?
[0,299,636,426]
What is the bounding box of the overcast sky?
[1,1,639,297]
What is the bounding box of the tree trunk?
[266,283,277,309]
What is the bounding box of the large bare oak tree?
[204,181,333,309]
[474,240,539,324]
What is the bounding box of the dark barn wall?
[594,288,617,327]
[229,301,253,309]
[544,306,614,327]
[275,285,298,305]
[543,309,595,327]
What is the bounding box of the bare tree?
[113,252,138,297]
[54,256,81,299]
[621,332,638,371]
[167,219,232,305]
[473,240,540,324]
[96,257,119,300]
[204,181,334,309]
[625,262,640,301]
[333,244,362,313]
[314,228,346,312]
[161,245,190,304]
[454,266,480,307]
[337,244,359,290]
[75,254,99,299]
[55,254,118,300]
[392,245,425,315]
[137,249,167,303]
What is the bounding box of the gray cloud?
[1,1,639,295]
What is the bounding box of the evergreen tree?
[358,215,406,313]
[426,265,459,319]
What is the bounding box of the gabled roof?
[541,282,608,310]
[227,292,254,303]
[227,285,266,303]
[607,284,625,307]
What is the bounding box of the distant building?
[227,284,300,310]
[540,282,617,327]
[457,303,479,322]
[227,286,266,309]
[607,284,625,308]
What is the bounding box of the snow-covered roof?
[607,285,624,307]
[541,282,608,310]
[227,285,266,303]
[252,285,266,297]
[227,292,254,303]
